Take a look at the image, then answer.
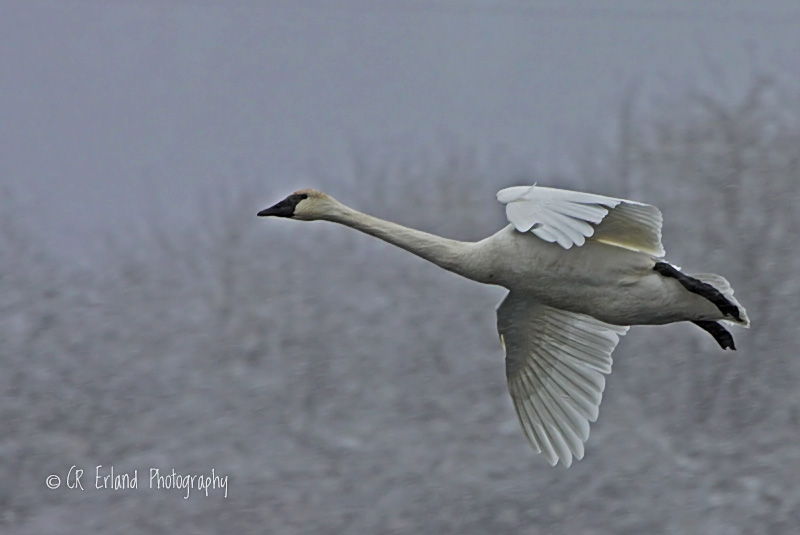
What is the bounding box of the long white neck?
[323,205,487,282]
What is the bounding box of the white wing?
[497,185,665,256]
[497,292,629,467]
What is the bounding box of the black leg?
[692,320,736,350]
[653,262,741,321]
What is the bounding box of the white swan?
[258,185,749,467]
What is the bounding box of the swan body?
[258,186,749,467]
[468,226,731,326]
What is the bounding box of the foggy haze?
[2,2,799,534]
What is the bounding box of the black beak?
[257,193,308,218]
[257,202,294,217]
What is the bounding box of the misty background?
[2,2,800,533]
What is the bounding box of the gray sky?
[2,1,799,258]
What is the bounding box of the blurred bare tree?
[2,72,799,534]
[574,71,800,531]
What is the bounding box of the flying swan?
[258,185,749,467]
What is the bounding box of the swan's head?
[257,189,341,221]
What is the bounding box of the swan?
[258,185,749,467]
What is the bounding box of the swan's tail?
[691,273,750,328]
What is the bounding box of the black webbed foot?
[692,320,736,350]
[653,262,741,321]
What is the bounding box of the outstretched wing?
[497,185,665,256]
[497,292,629,467]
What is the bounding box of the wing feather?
[505,201,541,232]
[531,225,558,243]
[517,348,600,422]
[498,293,629,467]
[524,352,591,448]
[518,387,558,463]
[497,184,665,255]
[592,202,665,257]
[540,211,594,247]
[519,368,572,465]
[512,393,543,453]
